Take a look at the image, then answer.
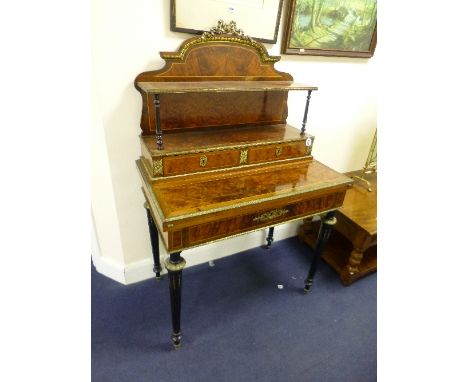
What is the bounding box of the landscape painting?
[282,0,377,57]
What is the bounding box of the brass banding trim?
[162,179,350,223]
[137,158,351,224]
[143,155,313,181]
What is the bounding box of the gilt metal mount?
[202,20,253,42]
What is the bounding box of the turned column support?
[340,248,364,286]
[165,252,186,349]
[153,94,164,150]
[304,211,337,293]
[301,90,312,135]
[145,202,162,280]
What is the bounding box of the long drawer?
[140,125,315,179]
[165,189,347,251]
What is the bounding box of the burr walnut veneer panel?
[135,36,296,135]
[138,158,352,252]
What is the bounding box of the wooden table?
[300,171,377,285]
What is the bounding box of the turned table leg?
[340,247,364,285]
[304,211,337,293]
[145,202,162,280]
[265,227,275,249]
[165,252,186,349]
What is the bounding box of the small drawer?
[163,149,241,176]
[248,141,307,164]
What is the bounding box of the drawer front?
[248,141,308,164]
[153,140,312,177]
[163,149,241,176]
[167,190,346,251]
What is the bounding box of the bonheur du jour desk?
[134,24,352,349]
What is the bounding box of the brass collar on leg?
[165,257,186,272]
[323,216,337,226]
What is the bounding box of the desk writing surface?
[151,159,352,220]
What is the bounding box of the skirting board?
[94,221,306,285]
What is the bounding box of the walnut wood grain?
[152,159,350,220]
[134,35,304,135]
[138,158,352,252]
[140,124,314,178]
[248,141,307,164]
[142,124,311,154]
[339,171,377,236]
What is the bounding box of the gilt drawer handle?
[275,146,282,157]
[253,208,289,222]
[200,155,208,167]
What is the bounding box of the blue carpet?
[92,237,376,382]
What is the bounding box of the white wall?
[91,0,377,284]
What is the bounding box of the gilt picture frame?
[170,0,284,44]
[282,0,377,58]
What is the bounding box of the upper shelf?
[136,81,318,94]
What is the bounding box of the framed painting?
[282,0,377,57]
[170,0,284,44]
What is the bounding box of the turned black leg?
[145,202,162,280]
[165,252,186,349]
[304,211,337,293]
[265,226,275,249]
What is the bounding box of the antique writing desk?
[134,29,352,349]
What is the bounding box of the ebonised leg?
[265,226,275,249]
[165,252,186,349]
[301,90,312,135]
[145,202,162,280]
[153,94,164,150]
[304,211,337,293]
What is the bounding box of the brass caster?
[154,266,162,281]
[303,281,312,293]
[172,332,182,350]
